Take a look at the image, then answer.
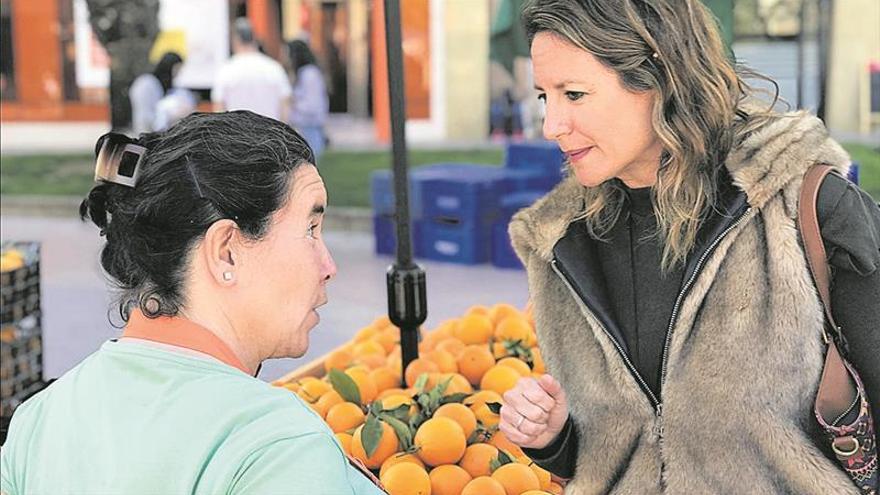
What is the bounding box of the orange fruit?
[531,347,546,374]
[345,367,378,405]
[372,315,393,329]
[519,458,552,491]
[351,421,400,469]
[489,430,524,458]
[453,314,494,345]
[492,462,541,495]
[494,316,532,343]
[298,379,332,402]
[438,373,473,396]
[465,305,490,317]
[324,348,353,373]
[281,381,300,393]
[426,349,459,373]
[480,365,522,396]
[370,366,401,393]
[353,340,387,359]
[325,402,366,433]
[380,452,426,479]
[461,476,506,495]
[354,352,387,370]
[386,355,403,376]
[522,491,553,495]
[314,390,344,418]
[414,417,467,466]
[377,387,409,400]
[335,432,353,455]
[381,462,431,495]
[435,337,467,357]
[488,303,522,325]
[430,464,473,495]
[465,390,503,427]
[374,326,399,353]
[404,358,441,388]
[434,403,477,438]
[354,325,379,343]
[548,481,564,494]
[497,357,531,377]
[457,345,496,386]
[458,443,499,478]
[433,319,458,336]
[381,394,417,417]
[525,329,538,348]
[492,341,510,360]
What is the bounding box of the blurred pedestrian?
[287,39,329,160]
[502,0,880,493]
[86,0,160,131]
[212,18,291,122]
[129,52,183,134]
[0,111,385,494]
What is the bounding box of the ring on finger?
[515,415,525,429]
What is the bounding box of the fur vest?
[509,112,859,494]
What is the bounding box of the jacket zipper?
[657,207,752,395]
[550,259,661,410]
[550,207,752,416]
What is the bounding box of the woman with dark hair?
[0,111,384,494]
[287,39,329,160]
[499,0,880,493]
[129,51,186,134]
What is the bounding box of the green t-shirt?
[0,340,384,494]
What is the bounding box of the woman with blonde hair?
[499,0,879,493]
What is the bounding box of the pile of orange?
[274,303,563,495]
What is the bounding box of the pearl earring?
[222,271,234,281]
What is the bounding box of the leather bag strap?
[799,165,857,423]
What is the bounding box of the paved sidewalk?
[0,215,530,382]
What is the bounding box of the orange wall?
[371,0,431,142]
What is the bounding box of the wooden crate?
[273,351,330,384]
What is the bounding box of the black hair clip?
[94,132,146,188]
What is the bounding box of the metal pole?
[382,0,427,384]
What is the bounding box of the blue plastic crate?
[848,161,860,186]
[500,191,546,219]
[416,219,492,265]
[420,166,520,225]
[373,214,424,257]
[370,164,487,217]
[504,141,565,181]
[491,220,522,269]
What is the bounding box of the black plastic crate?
[0,322,43,417]
[1,242,41,325]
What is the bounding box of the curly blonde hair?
[523,0,779,270]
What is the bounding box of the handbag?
[799,164,878,494]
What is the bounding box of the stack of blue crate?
[416,166,517,264]
[370,164,486,256]
[491,191,547,269]
[369,142,565,265]
[489,142,565,269]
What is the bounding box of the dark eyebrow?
[535,80,588,91]
[311,205,325,216]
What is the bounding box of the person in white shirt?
[212,18,291,122]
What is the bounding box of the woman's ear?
[201,219,239,285]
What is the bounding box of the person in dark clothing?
[502,0,880,493]
[129,52,185,134]
[86,0,160,131]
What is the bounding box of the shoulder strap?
[797,164,839,334]
[800,165,858,424]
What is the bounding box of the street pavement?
[0,215,530,382]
